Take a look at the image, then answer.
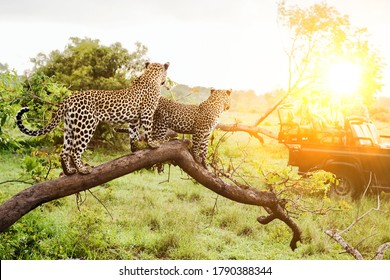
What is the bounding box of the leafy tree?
[0,63,9,73]
[17,38,150,148]
[0,71,23,150]
[0,70,71,150]
[277,1,384,105]
[30,37,148,90]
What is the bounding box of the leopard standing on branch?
[151,88,231,168]
[16,62,170,175]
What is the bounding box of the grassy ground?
[1,112,389,260]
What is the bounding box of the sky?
[1,0,390,95]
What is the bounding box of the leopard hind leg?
[60,116,77,175]
[152,120,168,143]
[128,119,140,152]
[141,108,160,149]
[70,115,99,175]
[192,129,211,169]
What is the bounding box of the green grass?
[1,113,390,260]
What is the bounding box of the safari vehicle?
[278,103,390,198]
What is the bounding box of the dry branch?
[216,123,278,142]
[374,242,390,260]
[325,229,364,260]
[325,195,389,260]
[0,140,301,250]
[116,123,276,143]
[215,90,290,142]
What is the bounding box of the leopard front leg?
[151,118,169,143]
[128,119,140,152]
[192,129,211,169]
[60,152,77,175]
[141,108,160,149]
[60,117,77,175]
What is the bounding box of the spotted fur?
[16,62,170,175]
[152,88,231,167]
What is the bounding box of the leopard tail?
[16,105,65,136]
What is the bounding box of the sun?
[324,61,362,96]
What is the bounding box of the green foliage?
[6,71,71,148]
[20,150,60,182]
[0,71,24,150]
[0,216,55,259]
[30,37,148,91]
[0,62,10,73]
[263,167,333,198]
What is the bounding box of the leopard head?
[210,88,232,111]
[144,62,170,87]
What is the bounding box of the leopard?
[16,62,170,175]
[151,88,231,167]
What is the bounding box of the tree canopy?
[278,1,384,105]
[30,37,148,90]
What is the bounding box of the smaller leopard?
[152,88,231,167]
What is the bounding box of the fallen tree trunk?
[0,139,301,250]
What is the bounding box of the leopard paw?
[60,159,77,176]
[148,140,161,149]
[77,165,93,175]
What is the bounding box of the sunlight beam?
[325,61,362,96]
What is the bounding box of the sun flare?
[325,61,362,96]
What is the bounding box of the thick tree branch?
[0,140,301,250]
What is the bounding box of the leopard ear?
[164,62,170,70]
[145,61,150,68]
[210,87,215,94]
[227,89,232,95]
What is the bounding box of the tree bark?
[0,139,301,250]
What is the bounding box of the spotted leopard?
[151,88,231,167]
[16,62,170,175]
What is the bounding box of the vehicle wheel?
[328,168,362,199]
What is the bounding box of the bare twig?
[87,189,114,221]
[339,195,381,236]
[25,78,58,107]
[27,92,58,106]
[0,180,34,185]
[325,194,388,260]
